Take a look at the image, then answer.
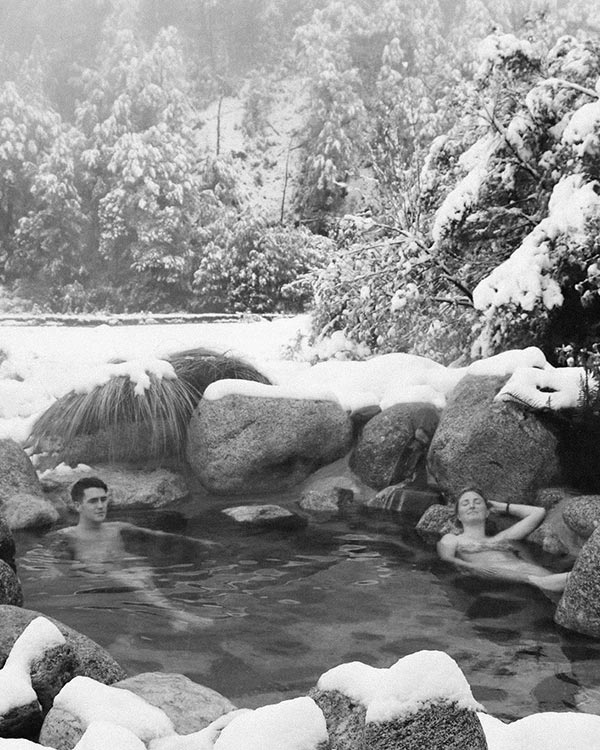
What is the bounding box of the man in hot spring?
[48,476,213,631]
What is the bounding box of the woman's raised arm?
[490,501,546,541]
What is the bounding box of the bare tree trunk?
[216,94,224,156]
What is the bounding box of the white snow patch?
[0,617,65,715]
[476,32,535,76]
[213,697,328,750]
[562,99,600,156]
[473,175,600,313]
[318,651,482,723]
[73,721,147,750]
[203,379,340,405]
[482,711,600,750]
[495,366,585,409]
[431,134,500,243]
[54,676,174,742]
[149,709,253,750]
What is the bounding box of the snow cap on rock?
[54,676,175,742]
[213,696,328,750]
[318,650,483,723]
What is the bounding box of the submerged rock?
[298,487,355,517]
[187,393,353,494]
[428,375,561,503]
[222,504,307,530]
[350,402,439,490]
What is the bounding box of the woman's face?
[456,491,488,523]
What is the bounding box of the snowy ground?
[0,314,585,448]
[0,315,315,444]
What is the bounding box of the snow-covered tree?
[0,80,63,279]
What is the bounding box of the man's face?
[77,486,109,524]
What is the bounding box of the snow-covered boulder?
[349,402,439,490]
[209,697,328,750]
[0,607,126,689]
[186,392,353,494]
[555,526,600,637]
[312,651,486,750]
[0,440,57,529]
[40,676,175,749]
[0,617,67,740]
[113,672,236,735]
[428,375,562,503]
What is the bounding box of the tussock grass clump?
[27,348,271,464]
[168,347,270,401]
[28,373,196,463]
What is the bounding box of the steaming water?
[14,498,600,722]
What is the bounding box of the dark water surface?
[13,495,600,722]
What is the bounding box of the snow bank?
[318,650,482,723]
[203,379,340,405]
[53,676,174,742]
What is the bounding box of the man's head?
[71,477,109,525]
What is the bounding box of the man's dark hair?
[71,476,108,504]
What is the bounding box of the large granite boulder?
[0,440,57,529]
[527,496,588,558]
[428,375,562,503]
[114,672,236,734]
[313,651,486,750]
[555,526,600,637]
[0,516,16,570]
[562,496,600,540]
[186,394,353,494]
[350,402,439,490]
[40,464,188,511]
[0,559,23,606]
[0,606,126,685]
[365,701,487,750]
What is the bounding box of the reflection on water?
[13,501,600,721]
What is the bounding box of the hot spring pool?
[13,495,600,722]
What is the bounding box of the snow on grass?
[53,676,174,743]
[317,651,483,724]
